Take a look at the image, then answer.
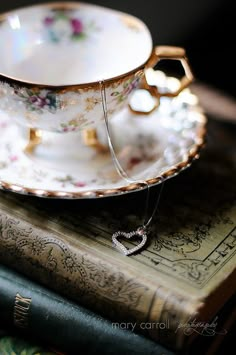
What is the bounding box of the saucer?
[0,88,206,199]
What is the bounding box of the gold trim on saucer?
[0,111,207,199]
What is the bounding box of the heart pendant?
[112,227,147,256]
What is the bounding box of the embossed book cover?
[0,120,235,351]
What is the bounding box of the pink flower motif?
[44,17,54,26]
[71,18,83,34]
[10,155,18,162]
[124,78,140,96]
[29,95,48,108]
[74,182,86,188]
[0,122,7,128]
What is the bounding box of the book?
[0,264,172,355]
[0,120,235,351]
[182,292,236,355]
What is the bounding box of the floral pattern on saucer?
[0,88,206,198]
[43,9,100,43]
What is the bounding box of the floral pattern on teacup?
[110,75,141,104]
[43,9,99,43]
[0,70,144,132]
[60,114,91,133]
[0,83,204,198]
[14,88,60,113]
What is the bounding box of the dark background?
[0,0,235,95]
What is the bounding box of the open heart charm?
[112,227,148,256]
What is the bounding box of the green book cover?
[0,264,171,355]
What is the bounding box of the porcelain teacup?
[0,2,193,151]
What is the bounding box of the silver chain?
[100,80,165,255]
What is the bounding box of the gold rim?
[0,2,152,90]
[0,112,207,199]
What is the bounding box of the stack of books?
[0,118,235,354]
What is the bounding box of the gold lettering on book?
[14,293,31,329]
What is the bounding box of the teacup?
[0,2,193,151]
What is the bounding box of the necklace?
[100,80,165,256]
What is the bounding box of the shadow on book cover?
[0,120,235,352]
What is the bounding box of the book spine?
[0,210,200,350]
[0,265,173,355]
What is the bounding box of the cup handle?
[129,46,194,114]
